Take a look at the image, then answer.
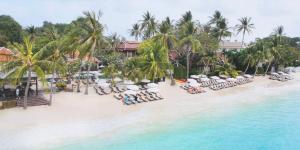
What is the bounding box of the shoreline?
[0,73,300,150]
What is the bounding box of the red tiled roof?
[0,47,14,62]
[0,47,14,55]
[169,50,178,61]
[117,41,140,51]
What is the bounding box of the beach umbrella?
[271,72,279,76]
[187,78,197,83]
[123,80,134,85]
[147,83,158,88]
[277,71,284,75]
[226,78,237,82]
[190,75,199,79]
[200,78,210,82]
[141,79,151,83]
[99,65,105,68]
[127,85,139,91]
[216,79,226,83]
[198,74,207,78]
[210,76,220,80]
[189,82,200,87]
[98,82,110,88]
[236,76,244,79]
[124,90,137,95]
[244,74,253,78]
[219,75,228,79]
[114,77,122,82]
[147,88,159,93]
[96,79,107,83]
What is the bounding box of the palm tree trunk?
[186,51,190,80]
[49,69,55,106]
[264,61,272,76]
[254,62,259,78]
[84,42,97,95]
[244,60,250,74]
[241,30,245,47]
[77,60,83,92]
[24,67,32,109]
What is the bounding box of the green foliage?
[0,15,22,46]
[173,66,186,79]
[56,81,66,90]
[215,63,240,78]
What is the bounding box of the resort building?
[116,41,139,57]
[219,40,244,52]
[0,47,14,62]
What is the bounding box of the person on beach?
[16,86,20,100]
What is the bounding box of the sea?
[53,89,300,150]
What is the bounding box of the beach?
[0,73,300,150]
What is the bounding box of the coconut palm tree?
[140,11,157,39]
[153,17,177,85]
[130,23,141,41]
[179,21,202,79]
[0,37,48,109]
[235,17,255,47]
[213,18,232,41]
[39,26,69,105]
[209,10,223,25]
[240,48,255,74]
[140,42,170,81]
[252,40,267,77]
[273,25,284,42]
[78,11,106,95]
[26,26,37,40]
[177,11,193,27]
[123,57,144,82]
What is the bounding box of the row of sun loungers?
[94,86,111,95]
[82,79,94,85]
[114,91,164,105]
[209,78,252,91]
[269,72,293,82]
[111,86,126,93]
[180,85,206,94]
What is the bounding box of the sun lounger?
[114,93,123,100]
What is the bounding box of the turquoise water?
[55,91,300,150]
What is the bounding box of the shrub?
[174,66,186,79]
[56,82,66,91]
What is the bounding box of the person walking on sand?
[16,86,20,100]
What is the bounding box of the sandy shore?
[0,73,300,150]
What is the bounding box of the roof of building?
[220,41,243,49]
[0,47,14,55]
[0,47,14,62]
[169,50,178,61]
[117,41,140,51]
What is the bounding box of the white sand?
[0,73,300,150]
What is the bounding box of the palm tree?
[241,48,255,74]
[39,26,68,105]
[26,26,37,40]
[153,17,177,85]
[140,42,170,82]
[177,11,193,27]
[78,11,105,95]
[179,22,201,79]
[273,25,284,42]
[123,58,143,82]
[140,11,157,39]
[235,17,255,47]
[209,10,223,25]
[252,40,267,77]
[213,18,232,41]
[130,23,141,41]
[0,37,48,109]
